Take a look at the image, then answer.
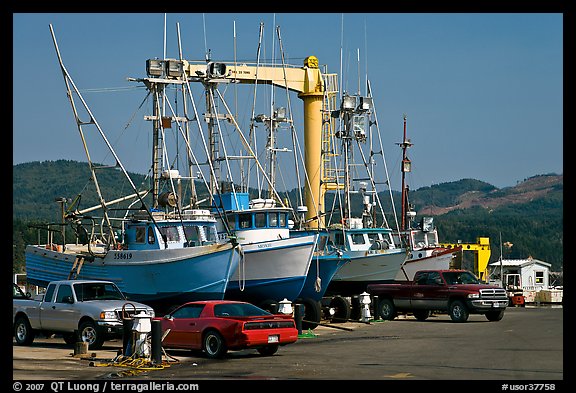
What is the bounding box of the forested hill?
[12,160,563,272]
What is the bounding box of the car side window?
[43,284,56,302]
[55,284,74,303]
[426,272,443,285]
[172,305,204,319]
[415,272,428,285]
[214,304,243,317]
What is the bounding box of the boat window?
[333,232,345,246]
[227,215,236,231]
[135,226,146,243]
[147,226,155,244]
[204,226,217,243]
[279,213,286,227]
[368,233,380,242]
[159,226,180,242]
[351,234,366,245]
[255,213,266,228]
[239,213,252,229]
[425,232,438,246]
[317,235,328,251]
[184,226,200,247]
[269,213,278,227]
[412,231,427,248]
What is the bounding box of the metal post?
[373,295,380,320]
[122,318,134,357]
[151,319,162,364]
[294,303,303,335]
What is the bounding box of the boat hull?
[325,249,407,296]
[225,235,316,303]
[25,243,240,313]
[297,256,348,302]
[395,247,457,281]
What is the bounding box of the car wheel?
[257,344,279,356]
[79,320,105,350]
[203,330,227,359]
[412,309,430,321]
[378,299,397,321]
[330,296,351,322]
[485,310,505,322]
[14,316,35,346]
[449,300,469,322]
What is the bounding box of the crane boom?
[182,56,327,228]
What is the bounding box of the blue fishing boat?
[211,192,317,306]
[24,25,241,314]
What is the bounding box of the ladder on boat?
[68,256,85,280]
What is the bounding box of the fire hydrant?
[359,292,372,322]
[132,311,152,358]
[278,298,293,315]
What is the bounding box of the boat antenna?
[163,13,167,60]
[398,113,413,232]
[203,13,209,62]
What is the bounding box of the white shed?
[489,257,551,290]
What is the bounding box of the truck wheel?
[203,330,227,359]
[14,316,35,346]
[299,298,322,330]
[79,320,105,350]
[485,310,505,322]
[62,332,78,345]
[449,300,469,322]
[412,310,430,321]
[330,296,351,322]
[378,299,397,321]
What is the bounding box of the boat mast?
[398,113,412,232]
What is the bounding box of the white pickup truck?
[13,280,155,349]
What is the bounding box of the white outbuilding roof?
[489,257,551,268]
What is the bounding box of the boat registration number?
[268,335,279,343]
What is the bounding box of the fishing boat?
[392,115,461,281]
[24,25,241,314]
[291,83,408,323]
[170,23,317,308]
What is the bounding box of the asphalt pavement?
[11,306,565,388]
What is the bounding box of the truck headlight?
[100,311,117,320]
[467,293,480,299]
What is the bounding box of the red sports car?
[156,300,299,359]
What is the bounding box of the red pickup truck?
[367,269,509,322]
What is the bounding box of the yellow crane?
[181,56,335,229]
[440,237,491,281]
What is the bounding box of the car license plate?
[268,335,279,343]
[493,302,503,308]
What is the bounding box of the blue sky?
[12,13,563,192]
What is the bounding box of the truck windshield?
[443,271,480,285]
[74,283,126,301]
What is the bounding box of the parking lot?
[13,306,563,383]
